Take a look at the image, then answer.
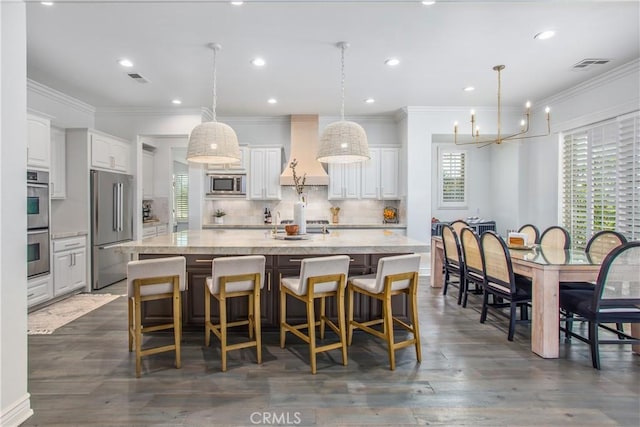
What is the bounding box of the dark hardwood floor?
[24,279,639,426]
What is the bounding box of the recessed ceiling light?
[118,58,134,68]
[385,58,400,67]
[364,98,375,104]
[230,1,244,5]
[534,30,556,40]
[41,2,54,5]
[267,98,277,104]
[251,58,266,67]
[463,86,475,92]
[171,99,182,105]
[421,1,436,5]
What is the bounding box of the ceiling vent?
[572,58,611,71]
[127,72,150,83]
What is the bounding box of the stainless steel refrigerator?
[90,170,133,290]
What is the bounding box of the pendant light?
[317,42,370,164]
[187,43,240,164]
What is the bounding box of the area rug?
[28,293,121,335]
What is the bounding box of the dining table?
[430,235,640,358]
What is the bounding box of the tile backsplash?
[204,187,402,225]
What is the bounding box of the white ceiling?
[26,0,640,117]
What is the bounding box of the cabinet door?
[70,249,87,291]
[263,148,282,200]
[379,148,399,199]
[142,151,154,198]
[208,146,248,172]
[248,148,266,199]
[327,163,344,200]
[50,127,67,199]
[361,148,380,199]
[90,134,113,169]
[28,275,53,308]
[53,251,73,296]
[343,163,361,199]
[27,114,51,168]
[111,141,130,172]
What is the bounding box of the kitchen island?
[117,229,428,330]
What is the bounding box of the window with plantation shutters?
[174,173,189,221]
[438,148,467,208]
[561,111,639,248]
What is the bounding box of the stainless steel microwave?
[206,174,246,197]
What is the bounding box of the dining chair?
[127,256,186,378]
[539,226,571,249]
[459,227,484,308]
[450,219,470,236]
[347,254,421,370]
[517,224,540,244]
[442,224,464,305]
[559,241,640,369]
[205,255,266,372]
[480,231,532,341]
[280,255,350,374]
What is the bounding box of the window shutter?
[561,111,640,247]
[174,174,189,221]
[439,149,467,208]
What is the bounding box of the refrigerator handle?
[113,183,118,231]
[118,182,124,231]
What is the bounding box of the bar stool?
[279,255,350,374]
[205,255,266,372]
[347,254,421,371]
[127,256,186,378]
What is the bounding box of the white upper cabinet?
[50,126,66,199]
[328,163,361,200]
[91,133,130,173]
[142,150,155,199]
[27,113,51,169]
[362,147,400,200]
[249,147,282,200]
[207,146,249,172]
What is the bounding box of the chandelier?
[186,43,241,164]
[454,65,551,147]
[317,42,370,164]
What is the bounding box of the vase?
[214,217,224,224]
[293,194,307,234]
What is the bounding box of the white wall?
[27,79,95,129]
[0,2,33,425]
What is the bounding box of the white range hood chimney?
[279,114,329,186]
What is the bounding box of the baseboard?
[1,393,33,427]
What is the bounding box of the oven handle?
[27,183,49,189]
[27,229,49,235]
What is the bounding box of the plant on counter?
[289,158,307,196]
[214,209,226,217]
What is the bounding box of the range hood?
[279,115,329,186]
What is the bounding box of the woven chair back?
[595,242,640,308]
[586,230,627,264]
[540,226,570,250]
[481,231,512,290]
[460,227,482,274]
[442,225,461,264]
[518,224,540,244]
[451,220,469,236]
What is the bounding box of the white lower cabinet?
[143,223,168,238]
[28,275,53,309]
[53,236,87,296]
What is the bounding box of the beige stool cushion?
[350,254,421,294]
[281,255,350,296]
[127,256,186,297]
[206,255,266,295]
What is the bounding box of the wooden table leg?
[531,267,559,358]
[632,323,640,355]
[430,238,444,288]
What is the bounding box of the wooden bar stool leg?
[128,297,134,352]
[383,292,396,371]
[248,293,255,340]
[204,286,211,347]
[320,296,326,340]
[337,285,348,366]
[219,294,228,372]
[347,284,355,345]
[307,293,317,374]
[254,285,262,364]
[134,287,143,378]
[173,279,182,369]
[410,282,422,362]
[280,288,287,348]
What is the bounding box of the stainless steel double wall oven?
[27,169,50,278]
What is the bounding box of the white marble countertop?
[202,223,406,230]
[116,229,427,255]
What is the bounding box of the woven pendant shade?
[187,121,240,164]
[186,42,241,164]
[317,120,369,163]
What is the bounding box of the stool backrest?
[372,254,421,294]
[211,255,266,294]
[298,255,350,295]
[127,256,186,297]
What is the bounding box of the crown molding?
[96,107,203,116]
[27,79,95,115]
[538,58,640,106]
